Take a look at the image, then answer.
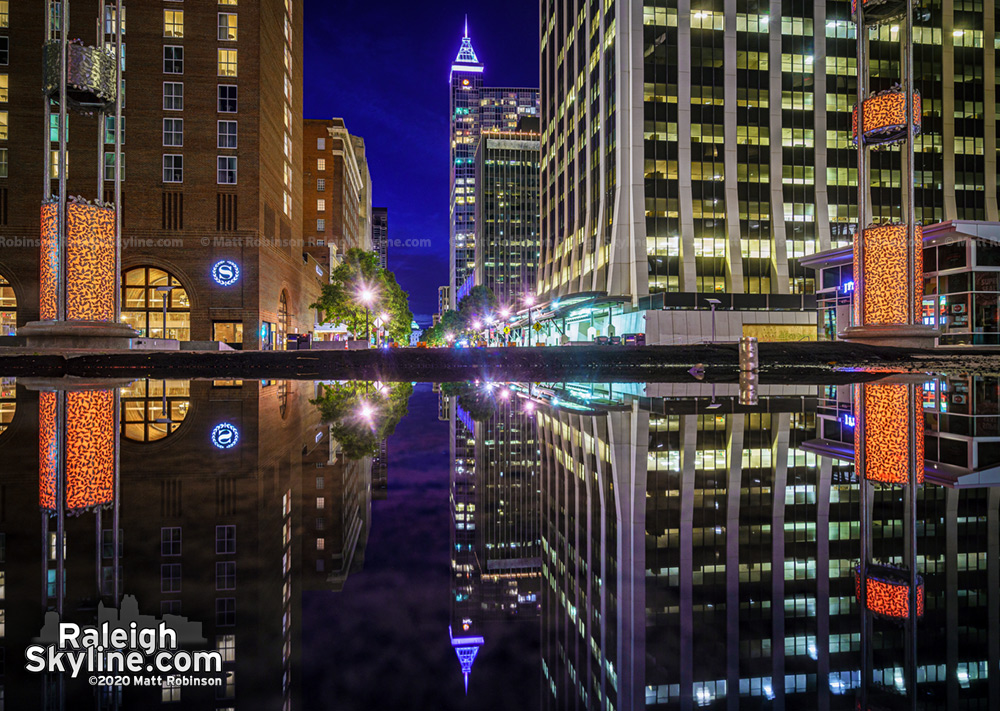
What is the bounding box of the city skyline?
[302,1,539,319]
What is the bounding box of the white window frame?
[163,154,183,183]
[217,156,237,185]
[162,118,183,147]
[218,84,237,113]
[163,81,183,111]
[217,120,237,149]
[218,12,237,41]
[163,45,183,74]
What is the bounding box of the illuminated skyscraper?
[537,2,1000,344]
[448,20,539,307]
[474,121,541,306]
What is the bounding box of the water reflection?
[0,378,375,709]
[0,375,995,709]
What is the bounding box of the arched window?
[277,290,289,350]
[122,267,191,340]
[0,377,15,436]
[121,380,191,442]
[0,274,16,335]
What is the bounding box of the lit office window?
[218,49,237,78]
[218,13,237,41]
[163,10,183,39]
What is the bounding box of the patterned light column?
[20,0,136,347]
[842,0,937,346]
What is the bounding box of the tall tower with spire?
[447,18,539,308]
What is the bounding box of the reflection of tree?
[312,382,414,460]
[440,382,498,423]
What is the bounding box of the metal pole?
[711,304,717,343]
[57,0,71,322]
[114,0,124,321]
[903,0,917,326]
[56,391,65,616]
[528,307,532,346]
[855,7,868,329]
[113,389,120,606]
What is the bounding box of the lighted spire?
[449,625,485,695]
[453,17,481,66]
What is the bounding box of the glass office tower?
[449,23,540,307]
[537,1,998,343]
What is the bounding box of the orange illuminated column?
[39,202,117,322]
[855,564,925,619]
[854,382,924,485]
[852,224,923,328]
[38,389,116,512]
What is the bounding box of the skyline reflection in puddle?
[0,375,995,709]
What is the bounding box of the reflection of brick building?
[0,378,371,708]
[0,1,325,350]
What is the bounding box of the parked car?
[623,333,647,346]
[594,336,610,345]
[610,336,622,345]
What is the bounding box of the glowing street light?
[358,402,374,420]
[356,286,376,344]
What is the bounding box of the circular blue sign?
[212,260,240,286]
[211,423,240,449]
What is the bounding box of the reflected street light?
[706,298,722,344]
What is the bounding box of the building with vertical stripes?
[473,123,542,307]
[449,21,540,307]
[536,1,999,344]
[531,380,1000,710]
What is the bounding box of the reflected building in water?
[446,388,543,692]
[530,380,999,710]
[0,378,374,710]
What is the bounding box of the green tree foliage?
[420,286,499,346]
[311,248,414,343]
[311,381,414,460]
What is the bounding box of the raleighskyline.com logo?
[25,596,223,686]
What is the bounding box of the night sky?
[302,0,541,322]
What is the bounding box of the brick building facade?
[0,0,325,350]
[301,117,372,270]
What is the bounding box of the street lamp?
[525,294,536,347]
[705,298,722,344]
[380,312,391,347]
[357,286,375,345]
[155,285,176,340]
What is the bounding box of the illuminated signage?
[211,423,240,449]
[212,260,240,286]
[840,280,855,294]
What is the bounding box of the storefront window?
[121,380,190,442]
[0,376,14,436]
[277,291,289,350]
[213,322,243,347]
[122,267,191,340]
[0,273,15,335]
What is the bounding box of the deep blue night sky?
[302,0,540,323]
